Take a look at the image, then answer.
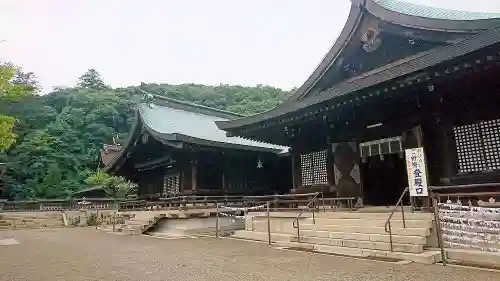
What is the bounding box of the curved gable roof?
[217,24,500,131]
[284,0,500,104]
[283,2,364,103]
[138,101,287,153]
[103,94,288,172]
[374,0,500,21]
[366,0,500,31]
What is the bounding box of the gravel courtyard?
[0,228,498,281]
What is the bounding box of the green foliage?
[123,83,291,115]
[0,115,16,153]
[3,87,136,199]
[1,66,291,200]
[77,69,108,90]
[84,170,137,199]
[12,68,41,93]
[0,64,35,153]
[0,64,34,100]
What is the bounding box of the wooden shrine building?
[102,94,289,199]
[217,0,500,206]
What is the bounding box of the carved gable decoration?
[361,27,382,53]
[141,132,149,144]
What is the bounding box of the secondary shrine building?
[101,93,289,199]
[217,0,500,206]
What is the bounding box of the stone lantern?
[77,197,91,226]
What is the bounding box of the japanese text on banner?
[405,147,429,197]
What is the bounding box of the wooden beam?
[291,154,297,191]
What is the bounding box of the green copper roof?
[138,103,287,153]
[374,0,500,20]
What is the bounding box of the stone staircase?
[232,211,442,264]
[0,212,64,229]
[122,213,166,234]
[105,209,219,235]
[97,212,163,234]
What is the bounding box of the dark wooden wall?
[285,56,500,198]
[120,137,285,197]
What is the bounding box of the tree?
[0,64,34,152]
[84,169,137,199]
[2,72,291,200]
[77,69,108,89]
[38,164,66,198]
[0,115,16,153]
[12,68,40,93]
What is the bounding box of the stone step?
[126,220,149,226]
[312,224,430,236]
[274,241,441,264]
[252,218,432,229]
[231,230,292,243]
[252,222,430,237]
[252,211,433,220]
[305,218,432,228]
[316,211,433,220]
[289,230,426,245]
[290,236,423,253]
[233,230,422,253]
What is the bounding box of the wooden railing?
[0,198,117,212]
[0,193,357,212]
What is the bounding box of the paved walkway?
[0,228,498,281]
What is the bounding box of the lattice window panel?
[163,172,180,196]
[300,150,328,186]
[481,120,500,171]
[454,119,500,173]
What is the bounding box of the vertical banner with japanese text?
[405,147,429,197]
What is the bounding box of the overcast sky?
[1,0,500,93]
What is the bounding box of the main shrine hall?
[217,0,500,206]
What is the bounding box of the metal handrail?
[384,186,409,252]
[292,192,324,242]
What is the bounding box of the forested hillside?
[0,67,291,200]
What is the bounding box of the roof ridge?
[137,88,246,119]
[374,0,500,20]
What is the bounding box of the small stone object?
[77,197,91,210]
[77,197,92,226]
[355,197,363,208]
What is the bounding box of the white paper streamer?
[219,204,266,212]
[219,212,245,220]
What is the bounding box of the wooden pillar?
[291,152,297,191]
[441,125,456,181]
[326,143,334,191]
[402,125,423,150]
[291,150,301,192]
[191,164,197,192]
[222,172,226,192]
